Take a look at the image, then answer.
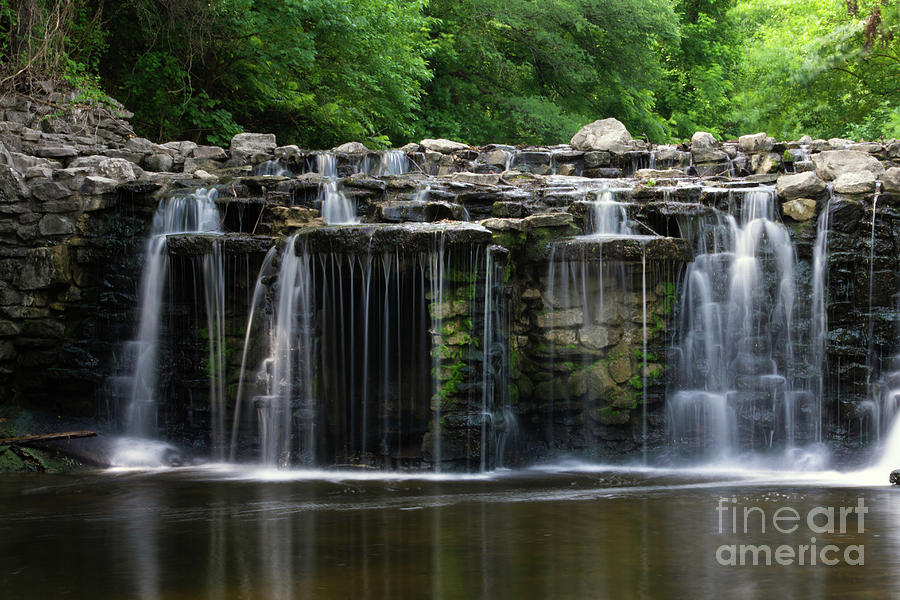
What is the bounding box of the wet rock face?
[1,88,899,463]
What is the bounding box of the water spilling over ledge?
[0,101,898,474]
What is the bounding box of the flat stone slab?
[293,222,493,255]
[549,234,693,262]
[165,233,275,255]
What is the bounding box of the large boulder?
[229,133,276,155]
[739,132,774,154]
[333,141,369,154]
[570,118,632,152]
[419,138,469,154]
[833,171,877,195]
[690,131,726,163]
[811,150,884,180]
[691,131,717,149]
[98,157,138,181]
[776,171,827,200]
[883,167,900,194]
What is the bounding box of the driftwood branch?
[0,431,97,445]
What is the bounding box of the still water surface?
[1,464,898,598]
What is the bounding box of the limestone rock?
[691,131,726,163]
[833,171,877,195]
[536,308,583,329]
[480,217,525,231]
[98,158,138,181]
[811,150,884,180]
[124,137,155,154]
[450,172,499,186]
[274,145,301,161]
[691,131,717,149]
[16,246,70,290]
[776,171,826,200]
[739,132,774,154]
[161,140,198,156]
[38,214,75,235]
[827,137,854,149]
[192,145,227,161]
[578,326,620,350]
[399,142,420,153]
[419,138,469,154]
[883,167,900,193]
[608,356,633,384]
[333,141,369,154]
[31,181,70,202]
[887,139,900,159]
[781,198,818,222]
[583,151,611,168]
[750,152,781,174]
[635,168,687,179]
[230,133,276,155]
[81,176,119,195]
[484,149,512,167]
[143,153,174,173]
[524,213,574,228]
[36,146,78,159]
[570,118,632,153]
[848,142,883,154]
[584,362,617,397]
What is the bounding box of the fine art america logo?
[715,497,867,566]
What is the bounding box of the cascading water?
[316,152,357,224]
[376,150,409,176]
[543,187,660,457]
[668,187,820,457]
[586,189,633,236]
[233,225,495,470]
[253,160,291,176]
[118,188,221,437]
[810,192,833,442]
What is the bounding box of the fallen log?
[0,431,97,445]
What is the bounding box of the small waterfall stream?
[119,188,221,437]
[667,187,818,456]
[232,225,499,470]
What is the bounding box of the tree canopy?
[1,0,897,146]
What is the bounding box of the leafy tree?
[420,0,681,145]
[658,0,740,140]
[97,0,432,147]
[731,0,900,140]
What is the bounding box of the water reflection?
[1,469,899,598]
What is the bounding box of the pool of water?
[1,463,897,598]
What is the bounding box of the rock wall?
[2,90,900,463]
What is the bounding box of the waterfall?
[810,193,833,441]
[253,160,290,176]
[202,240,227,458]
[480,247,515,470]
[668,187,811,456]
[233,225,492,469]
[586,189,632,236]
[120,188,221,437]
[315,152,357,224]
[376,150,409,176]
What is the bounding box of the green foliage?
[4,0,896,147]
[421,0,681,144]
[658,0,741,139]
[731,0,900,140]
[99,0,432,145]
